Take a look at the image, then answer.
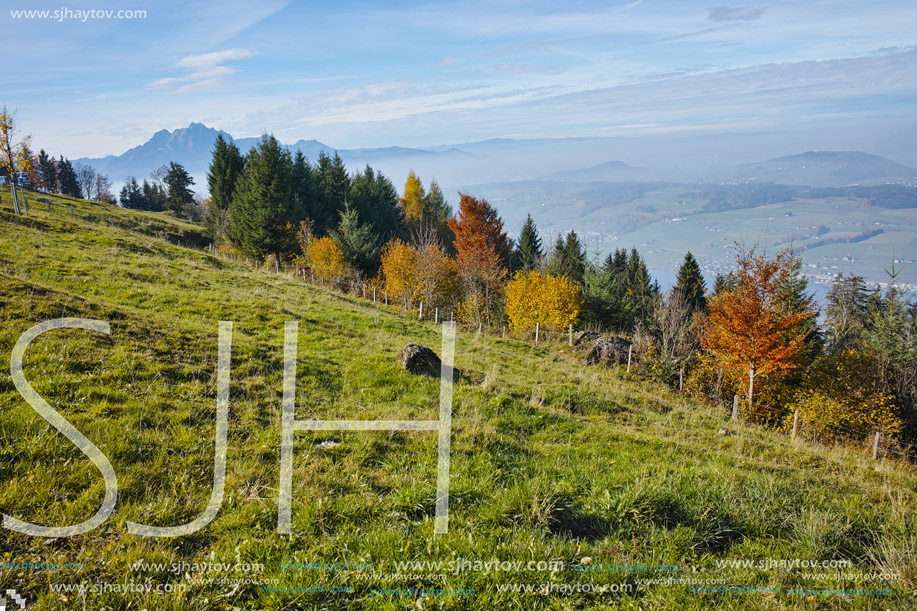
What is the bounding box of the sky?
[4,0,917,160]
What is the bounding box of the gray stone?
[398,344,441,376]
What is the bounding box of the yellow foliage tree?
[504,270,581,335]
[400,170,427,224]
[307,236,350,281]
[380,239,420,307]
[416,243,461,310]
[787,350,902,439]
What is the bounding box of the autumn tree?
[448,193,509,326]
[0,108,31,215]
[401,170,426,225]
[699,248,817,412]
[416,242,461,311]
[504,270,581,335]
[380,238,421,307]
[306,236,350,281]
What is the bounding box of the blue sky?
[4,0,917,158]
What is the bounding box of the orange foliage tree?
[504,270,581,336]
[447,193,508,325]
[699,248,817,412]
[306,236,350,281]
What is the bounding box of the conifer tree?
[56,157,80,197]
[314,151,350,235]
[675,251,707,312]
[515,213,543,272]
[164,162,195,214]
[228,135,294,260]
[206,134,244,239]
[331,202,384,275]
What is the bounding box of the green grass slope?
[1,192,916,610]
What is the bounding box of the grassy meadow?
[1,191,916,610]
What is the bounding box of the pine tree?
[57,157,80,197]
[206,135,244,239]
[164,162,195,214]
[228,135,294,260]
[349,165,404,246]
[314,151,350,235]
[545,231,586,284]
[515,214,543,272]
[331,202,384,275]
[119,177,143,209]
[36,149,57,192]
[424,179,454,250]
[675,251,707,312]
[290,150,317,224]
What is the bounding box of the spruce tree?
[228,135,294,261]
[425,178,454,250]
[331,202,384,275]
[206,135,244,238]
[675,251,707,312]
[57,157,80,197]
[515,213,543,272]
[315,151,350,235]
[164,162,195,214]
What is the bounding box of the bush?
[787,350,903,440]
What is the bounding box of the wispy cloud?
[148,48,256,93]
[707,6,766,22]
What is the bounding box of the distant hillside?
[730,151,917,187]
[545,160,653,182]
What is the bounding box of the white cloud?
[147,48,256,92]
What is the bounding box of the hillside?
[1,193,916,610]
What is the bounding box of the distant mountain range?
[74,123,917,196]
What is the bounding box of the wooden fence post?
[732,395,739,420]
[478,322,482,335]
[47,201,51,213]
[70,204,74,219]
[502,326,506,338]
[792,409,800,440]
[373,287,376,302]
[873,432,881,460]
[679,367,684,392]
[435,308,439,324]
[626,345,633,373]
[535,322,540,344]
[419,302,424,319]
[568,324,573,347]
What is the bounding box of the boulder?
[571,331,601,350]
[398,344,441,376]
[585,336,632,366]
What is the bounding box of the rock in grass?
[585,336,632,366]
[571,331,601,349]
[398,344,441,376]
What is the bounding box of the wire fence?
[7,191,914,467]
